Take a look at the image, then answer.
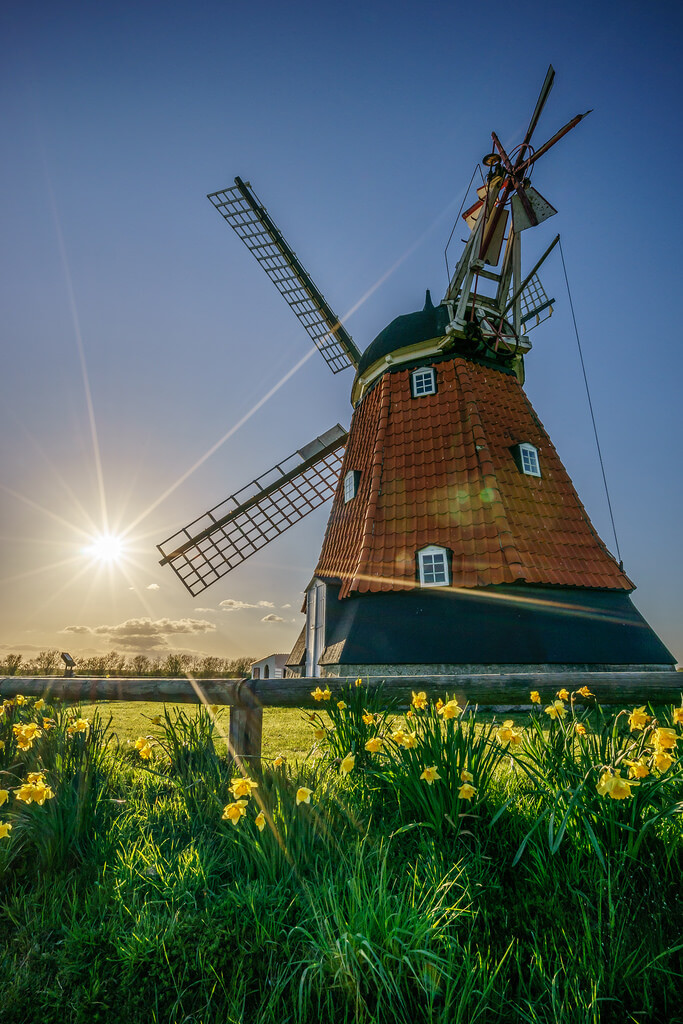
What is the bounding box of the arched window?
[417,544,450,587]
[264,664,270,679]
[344,470,360,502]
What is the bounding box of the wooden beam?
[1,671,680,708]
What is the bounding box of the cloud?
[146,583,160,591]
[194,607,214,613]
[220,599,275,612]
[281,603,291,609]
[261,614,285,623]
[61,617,216,652]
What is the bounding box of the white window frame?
[344,470,359,503]
[417,545,450,587]
[411,367,436,398]
[518,443,541,477]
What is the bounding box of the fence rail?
[2,671,680,765]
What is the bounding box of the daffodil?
[0,822,12,839]
[365,736,383,753]
[229,777,259,799]
[222,799,247,825]
[653,750,674,773]
[15,695,26,706]
[390,729,406,745]
[26,772,45,785]
[496,720,522,746]
[435,698,444,712]
[15,780,55,805]
[544,700,566,720]
[576,686,594,699]
[458,782,476,800]
[673,707,683,726]
[411,691,428,710]
[596,770,637,800]
[574,723,587,736]
[151,716,163,726]
[337,700,347,711]
[420,766,441,784]
[628,706,651,731]
[313,727,326,741]
[354,677,362,687]
[67,718,89,736]
[558,688,570,701]
[273,755,285,768]
[311,686,331,702]
[362,711,375,726]
[0,790,8,806]
[530,691,541,704]
[653,727,678,751]
[34,698,46,711]
[340,753,355,775]
[402,732,418,749]
[42,717,56,730]
[296,787,313,805]
[460,769,474,783]
[438,699,462,720]
[254,810,266,832]
[625,758,649,779]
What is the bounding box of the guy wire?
[558,237,623,567]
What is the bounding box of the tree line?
[0,650,258,678]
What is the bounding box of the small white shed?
[251,653,288,680]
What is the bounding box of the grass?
[1,686,683,1023]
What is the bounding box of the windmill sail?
[157,425,347,596]
[208,178,361,374]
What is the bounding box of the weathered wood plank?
[1,671,680,707]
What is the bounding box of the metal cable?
[444,164,483,286]
[558,237,623,566]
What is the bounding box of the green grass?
[1,688,683,1023]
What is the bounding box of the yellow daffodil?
[151,716,163,726]
[26,772,45,784]
[296,787,313,805]
[139,742,153,759]
[460,769,474,783]
[411,691,428,710]
[402,732,418,749]
[337,700,347,711]
[362,711,375,726]
[365,736,383,753]
[311,686,331,702]
[458,782,476,800]
[254,810,266,832]
[390,729,406,745]
[496,720,522,746]
[0,790,8,806]
[313,727,326,741]
[628,706,651,731]
[574,723,587,736]
[354,677,362,687]
[15,695,26,706]
[576,686,593,699]
[596,770,637,800]
[13,723,42,750]
[34,698,46,711]
[653,750,674,773]
[420,766,441,784]
[673,707,683,726]
[0,822,12,839]
[558,688,570,701]
[530,691,541,704]
[42,718,56,730]
[67,718,89,736]
[653,727,678,751]
[273,755,285,768]
[222,799,247,825]
[625,758,649,779]
[15,781,55,805]
[435,698,444,712]
[229,777,259,799]
[438,699,462,720]
[340,753,355,775]
[544,700,566,720]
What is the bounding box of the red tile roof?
[315,357,632,596]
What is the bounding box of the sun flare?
[85,533,126,563]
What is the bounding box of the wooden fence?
[2,670,681,766]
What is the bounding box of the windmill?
[158,67,674,679]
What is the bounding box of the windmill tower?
[158,68,674,680]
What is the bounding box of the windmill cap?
[356,290,449,376]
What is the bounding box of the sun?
[85,533,126,563]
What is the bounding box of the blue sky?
[1,0,682,664]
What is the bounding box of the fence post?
[228,678,263,772]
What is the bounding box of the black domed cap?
[357,290,449,376]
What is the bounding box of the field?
[1,684,683,1024]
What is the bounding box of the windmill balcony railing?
[1,671,681,768]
